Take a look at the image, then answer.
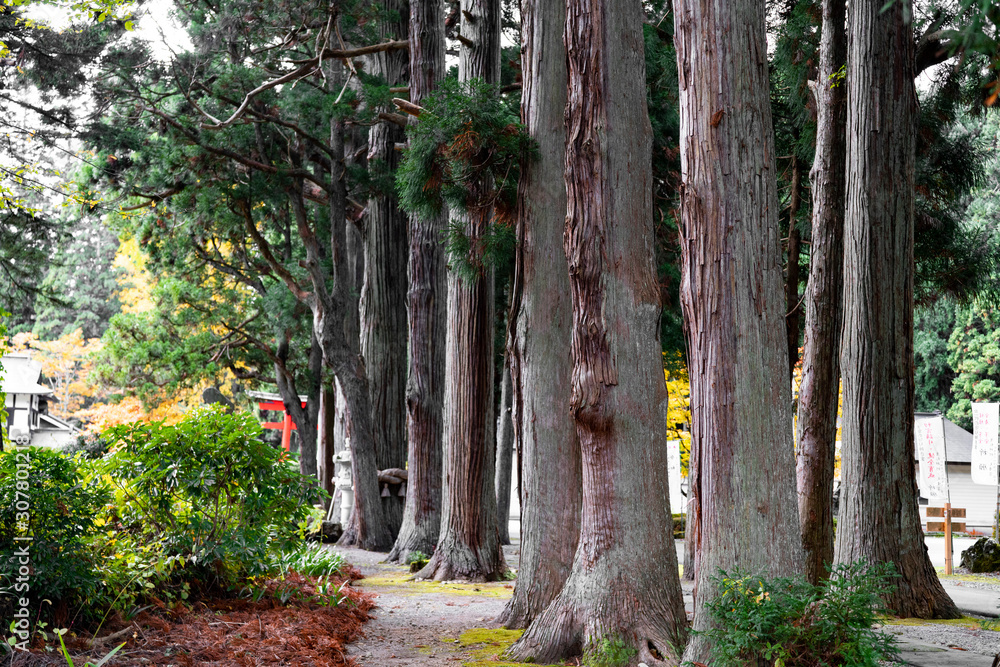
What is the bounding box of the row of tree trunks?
[388,0,448,563]
[416,0,507,582]
[499,0,580,628]
[362,0,410,538]
[508,0,686,661]
[795,0,847,586]
[319,114,392,552]
[832,0,958,619]
[674,0,806,658]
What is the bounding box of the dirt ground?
[336,544,526,667]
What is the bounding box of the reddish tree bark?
[417,0,507,582]
[387,0,447,564]
[796,0,846,586]
[832,0,958,618]
[507,0,686,661]
[361,0,410,538]
[673,0,806,658]
[498,0,581,627]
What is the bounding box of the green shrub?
[703,561,899,667]
[268,544,347,578]
[404,550,429,572]
[98,407,322,594]
[0,448,111,627]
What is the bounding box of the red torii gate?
[247,390,307,452]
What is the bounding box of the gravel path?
[332,545,520,667]
[330,544,1000,666]
[882,617,1000,658]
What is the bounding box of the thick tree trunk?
[796,0,846,586]
[673,0,806,659]
[507,0,686,662]
[362,0,410,538]
[418,0,507,582]
[495,361,513,546]
[498,0,581,629]
[310,119,391,552]
[785,155,802,379]
[832,0,958,618]
[388,0,447,565]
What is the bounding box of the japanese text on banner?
[916,416,948,500]
[971,403,1000,486]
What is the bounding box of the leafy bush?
[98,406,322,593]
[0,448,112,626]
[267,544,348,578]
[703,561,899,667]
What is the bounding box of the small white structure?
[1,353,78,449]
[915,412,998,535]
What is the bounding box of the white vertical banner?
[667,439,684,513]
[915,415,949,500]
[971,403,1000,486]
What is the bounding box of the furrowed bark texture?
[832,0,958,618]
[495,362,514,545]
[673,0,806,658]
[321,119,391,552]
[362,0,410,538]
[388,0,447,563]
[796,0,846,586]
[508,0,686,661]
[418,0,507,582]
[499,0,581,629]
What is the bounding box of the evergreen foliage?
[703,562,899,667]
[31,214,121,340]
[947,304,1000,429]
[396,78,534,279]
[914,300,958,414]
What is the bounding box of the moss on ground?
[356,568,515,599]
[457,627,568,666]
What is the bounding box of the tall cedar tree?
[498,0,581,628]
[796,0,846,585]
[673,0,807,658]
[507,0,687,661]
[387,0,448,563]
[417,0,508,581]
[361,0,410,537]
[832,0,959,618]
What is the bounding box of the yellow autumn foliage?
[114,237,155,314]
[664,353,691,477]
